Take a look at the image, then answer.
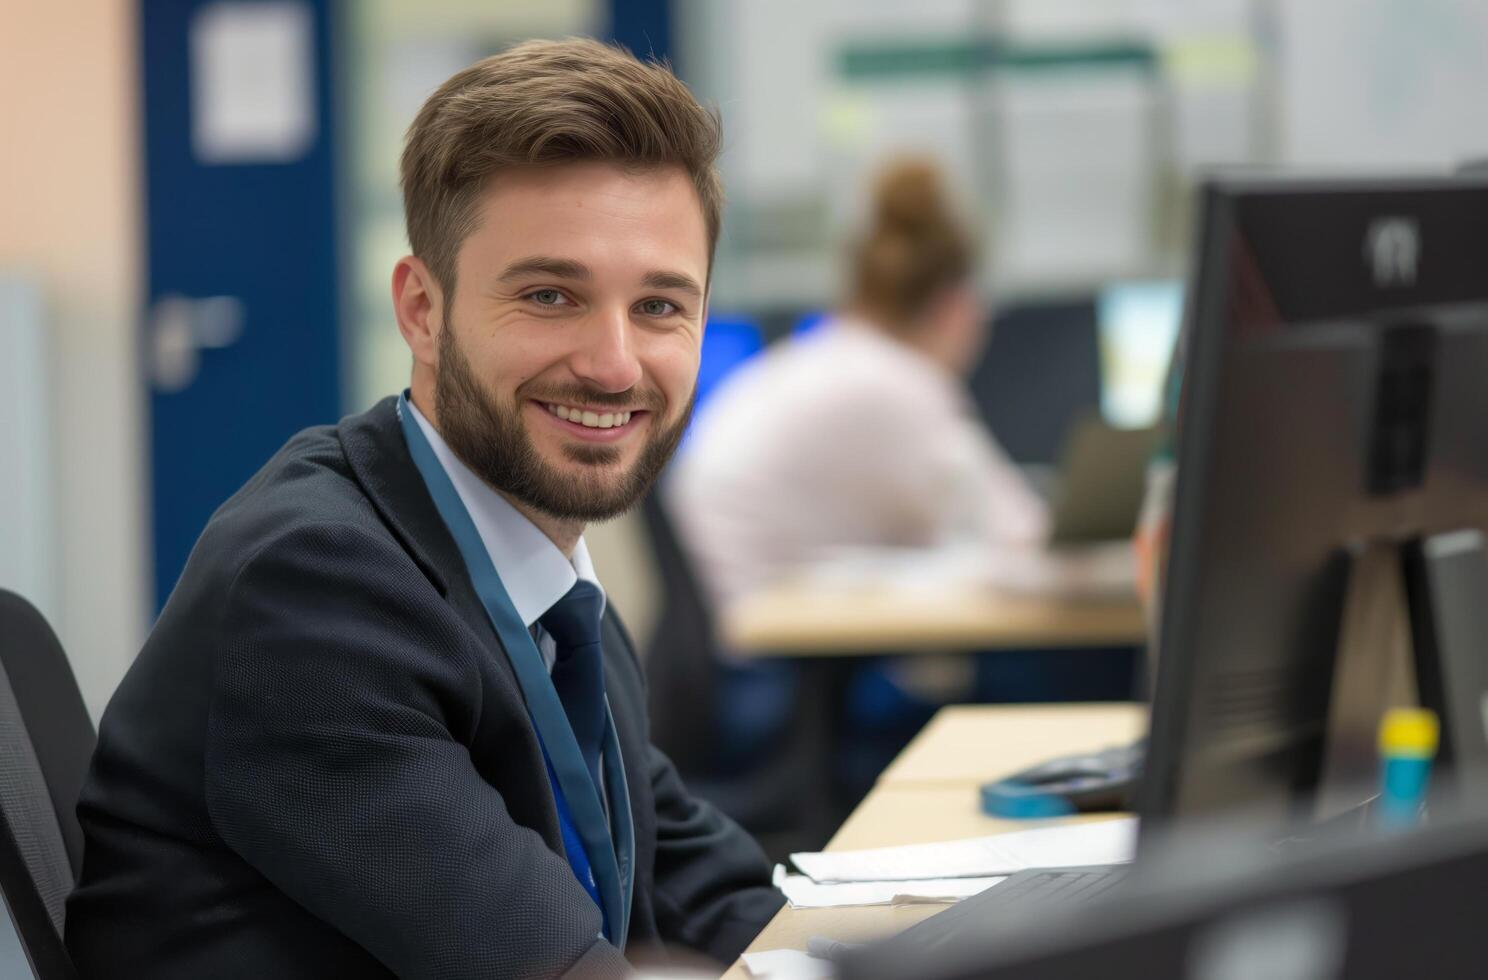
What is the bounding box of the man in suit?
[65,38,784,978]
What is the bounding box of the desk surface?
[721,583,1147,656]
[720,702,1146,978]
[878,703,1147,786]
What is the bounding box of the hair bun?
[872,158,948,235]
[850,155,973,327]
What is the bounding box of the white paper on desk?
[791,817,1137,883]
[740,949,834,980]
[981,542,1138,599]
[780,873,1006,908]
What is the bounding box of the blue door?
[140,0,343,609]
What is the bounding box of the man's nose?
[569,306,643,394]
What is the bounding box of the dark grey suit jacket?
[64,397,783,978]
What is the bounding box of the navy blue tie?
[540,581,608,796]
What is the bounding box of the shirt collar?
[406,398,605,627]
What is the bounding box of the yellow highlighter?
[1376,708,1440,830]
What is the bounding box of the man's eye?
[638,299,677,317]
[529,289,567,306]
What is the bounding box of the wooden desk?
[720,583,1146,656]
[721,703,1144,979]
[879,703,1147,786]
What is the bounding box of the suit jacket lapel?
[338,397,456,597]
[337,398,531,704]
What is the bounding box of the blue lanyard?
[397,393,634,947]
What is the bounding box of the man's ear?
[392,255,444,369]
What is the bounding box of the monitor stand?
[1403,529,1488,808]
[1317,531,1488,820]
[1319,322,1488,818]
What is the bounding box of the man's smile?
[531,399,650,442]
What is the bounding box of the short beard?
[433,317,693,522]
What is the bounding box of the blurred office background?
[4,0,1487,793]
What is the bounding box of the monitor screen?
[1096,279,1183,429]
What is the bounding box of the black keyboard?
[874,865,1131,955]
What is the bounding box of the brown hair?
[849,158,974,330]
[401,37,723,294]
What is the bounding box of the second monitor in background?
[979,281,1179,546]
[1096,279,1184,430]
[971,280,1182,468]
[1045,416,1161,546]
[971,298,1103,467]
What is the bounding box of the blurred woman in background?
[665,159,1052,818]
[671,157,1048,606]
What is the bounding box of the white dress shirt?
[668,316,1050,607]
[407,400,605,673]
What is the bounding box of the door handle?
[149,294,245,393]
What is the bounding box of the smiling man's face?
[422,161,708,521]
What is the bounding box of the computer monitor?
[1096,279,1184,429]
[970,297,1103,466]
[1141,174,1488,834]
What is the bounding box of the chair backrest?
[0,591,96,938]
[0,806,76,979]
[638,490,721,775]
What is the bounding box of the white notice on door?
[190,1,316,164]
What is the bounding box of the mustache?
[520,383,666,412]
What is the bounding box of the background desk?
[721,702,1147,979]
[720,583,1146,655]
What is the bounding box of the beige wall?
[0,0,147,718]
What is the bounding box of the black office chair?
[0,590,96,945]
[640,490,723,774]
[0,806,77,978]
[638,491,828,851]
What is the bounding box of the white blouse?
[668,316,1050,608]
